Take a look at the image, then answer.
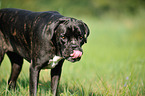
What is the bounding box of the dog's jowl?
[0,8,89,96]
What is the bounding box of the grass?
[0,13,145,95]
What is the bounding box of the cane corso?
[0,8,89,96]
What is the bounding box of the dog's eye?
[62,36,67,40]
[80,36,83,39]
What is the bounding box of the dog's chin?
[66,57,81,62]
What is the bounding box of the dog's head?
[49,17,89,62]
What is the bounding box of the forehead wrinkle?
[63,19,82,35]
[76,25,81,33]
[58,24,67,36]
[72,25,75,32]
[72,25,82,36]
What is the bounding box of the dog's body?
[0,8,89,96]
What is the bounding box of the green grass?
[0,13,145,95]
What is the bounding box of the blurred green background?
[0,0,145,95]
[1,0,145,17]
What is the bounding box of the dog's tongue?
[70,50,82,59]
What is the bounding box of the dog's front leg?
[51,59,64,96]
[29,63,41,96]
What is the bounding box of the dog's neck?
[42,55,63,69]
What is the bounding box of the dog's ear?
[47,19,64,39]
[81,22,90,43]
[48,18,67,40]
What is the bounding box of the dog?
[0,8,89,96]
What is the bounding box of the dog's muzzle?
[66,50,83,62]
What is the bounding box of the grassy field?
[0,13,145,95]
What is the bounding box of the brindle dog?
[0,8,89,96]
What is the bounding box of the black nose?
[71,44,77,48]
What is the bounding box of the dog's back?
[0,8,63,60]
[0,8,63,35]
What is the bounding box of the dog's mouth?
[70,50,82,59]
[64,50,83,62]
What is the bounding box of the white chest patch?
[43,56,63,69]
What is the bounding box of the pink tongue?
[70,50,82,59]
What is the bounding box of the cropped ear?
[82,22,90,43]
